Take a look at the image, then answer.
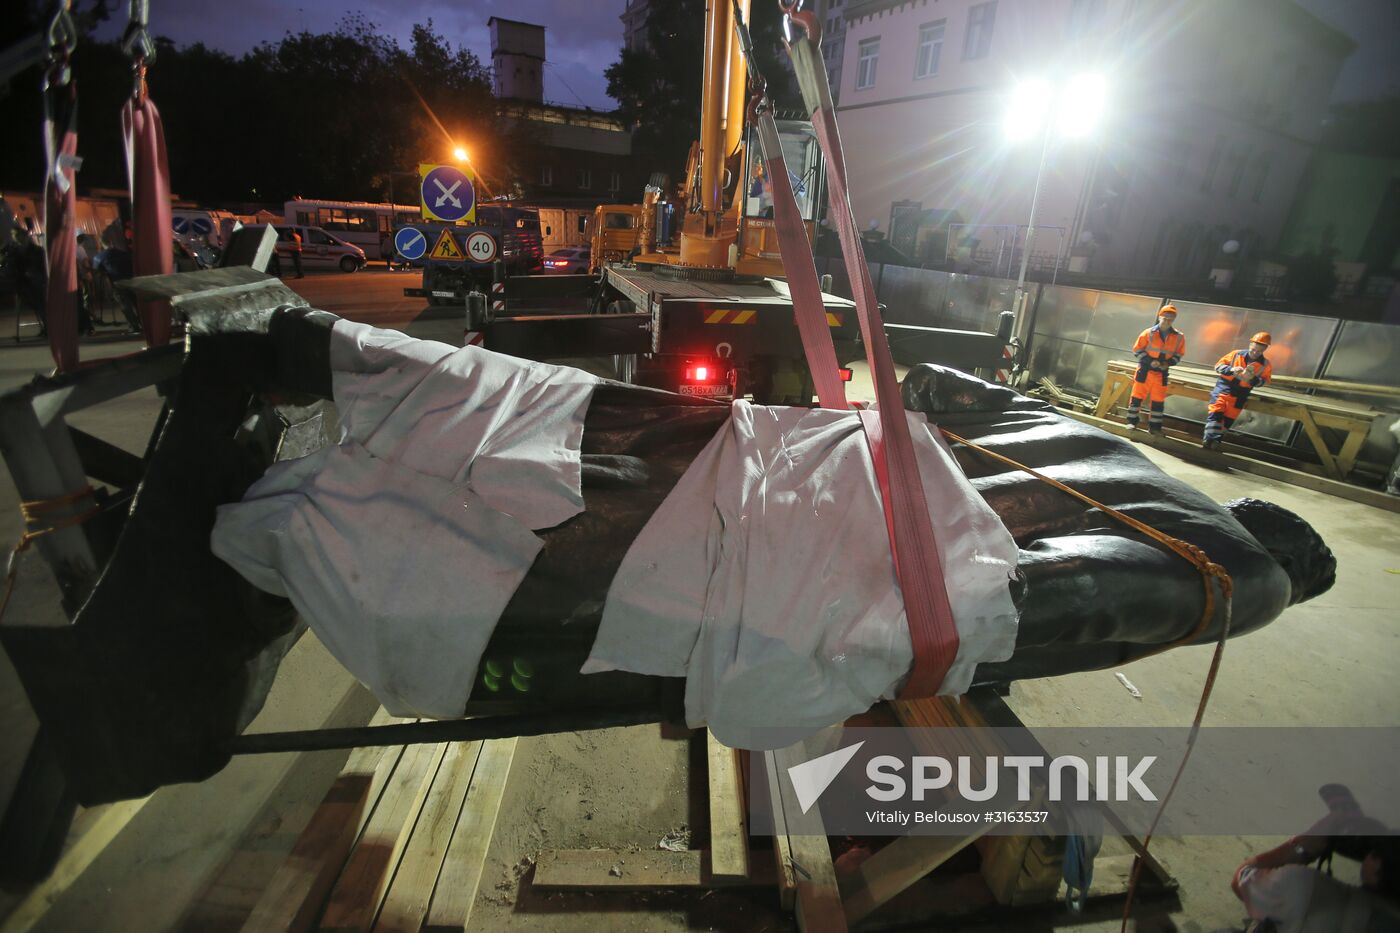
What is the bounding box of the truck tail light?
[685,361,722,383]
[838,367,853,382]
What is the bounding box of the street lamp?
[453,146,469,163]
[1006,73,1107,354]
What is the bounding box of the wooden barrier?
[1094,360,1386,481]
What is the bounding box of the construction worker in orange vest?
[1203,331,1274,450]
[1126,304,1186,434]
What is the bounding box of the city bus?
[283,199,420,262]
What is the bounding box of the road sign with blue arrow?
[394,226,429,261]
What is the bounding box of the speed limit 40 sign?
[465,231,498,264]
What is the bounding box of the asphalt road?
[282,267,468,344]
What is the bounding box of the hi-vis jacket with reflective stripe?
[1132,325,1186,383]
[1214,349,1272,400]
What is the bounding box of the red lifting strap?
[761,9,961,698]
[752,112,848,411]
[812,107,960,698]
[43,85,80,373]
[122,94,174,346]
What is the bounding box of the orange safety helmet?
[1250,331,1272,346]
[1158,303,1179,318]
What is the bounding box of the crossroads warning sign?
[429,228,465,262]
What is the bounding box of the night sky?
[94,0,629,111]
[90,0,1397,110]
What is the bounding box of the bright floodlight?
[1003,79,1051,142]
[1058,73,1106,137]
[453,146,469,162]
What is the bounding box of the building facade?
[814,0,852,104]
[833,0,1352,279]
[489,20,649,209]
[621,0,652,52]
[489,17,546,102]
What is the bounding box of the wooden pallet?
[762,692,1177,931]
[182,708,518,933]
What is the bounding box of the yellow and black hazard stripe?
[702,309,845,327]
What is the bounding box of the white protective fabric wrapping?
[585,402,1020,749]
[211,320,598,718]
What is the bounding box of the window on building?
[1200,135,1224,193]
[1226,147,1248,198]
[1251,153,1272,203]
[963,2,996,60]
[578,215,588,234]
[579,168,592,189]
[1067,0,1106,36]
[855,37,879,89]
[915,20,945,79]
[541,165,553,186]
[610,171,621,191]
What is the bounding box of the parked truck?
[402,0,1008,403]
[399,204,545,306]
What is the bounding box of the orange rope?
[1,485,102,621]
[938,428,1233,929]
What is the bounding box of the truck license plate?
[678,384,730,398]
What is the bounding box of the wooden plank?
[173,707,402,933]
[238,750,402,933]
[532,848,776,889]
[706,732,750,882]
[1293,406,1343,479]
[1107,361,1382,420]
[372,742,483,933]
[1093,370,1124,419]
[319,741,448,933]
[840,832,990,926]
[1334,427,1369,479]
[1059,409,1400,513]
[767,746,847,933]
[0,797,152,933]
[762,749,798,911]
[420,737,517,933]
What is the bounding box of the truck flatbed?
[604,264,856,313]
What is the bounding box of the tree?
[1,13,503,204]
[1322,97,1400,159]
[605,0,800,180]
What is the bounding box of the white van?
[248,224,366,273]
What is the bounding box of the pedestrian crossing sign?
[430,228,466,262]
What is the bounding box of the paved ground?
[0,271,1396,931]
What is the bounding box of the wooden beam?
[706,732,750,882]
[1335,428,1370,479]
[531,848,776,889]
[1293,406,1342,479]
[767,746,847,933]
[0,797,152,933]
[1059,409,1400,514]
[373,741,483,933]
[762,749,799,911]
[840,831,990,926]
[319,741,448,933]
[420,737,517,933]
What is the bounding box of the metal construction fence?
[814,258,1400,467]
